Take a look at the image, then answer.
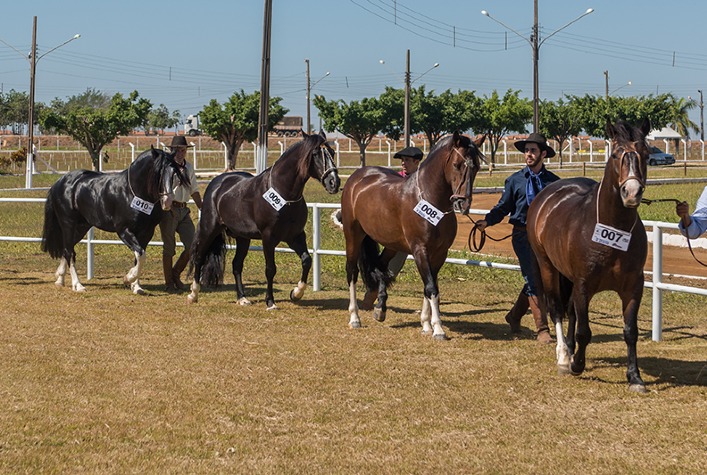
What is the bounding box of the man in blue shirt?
[676,186,707,238]
[475,133,560,344]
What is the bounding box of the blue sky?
[2,1,707,132]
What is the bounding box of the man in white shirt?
[676,186,707,239]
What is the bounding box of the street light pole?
[27,17,38,189]
[482,3,594,133]
[256,0,272,174]
[404,49,411,147]
[604,70,609,101]
[305,59,329,134]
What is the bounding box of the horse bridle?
[614,147,646,189]
[127,158,174,204]
[448,144,478,205]
[318,143,338,184]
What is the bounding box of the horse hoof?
[421,329,431,336]
[237,298,252,306]
[557,364,571,375]
[134,288,146,296]
[433,334,449,341]
[629,384,648,394]
[54,281,63,288]
[289,289,302,302]
[266,304,278,311]
[187,294,198,304]
[373,308,386,322]
[349,321,361,329]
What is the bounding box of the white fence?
[1,198,705,342]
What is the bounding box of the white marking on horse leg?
[124,251,144,284]
[237,297,253,306]
[348,281,361,329]
[68,260,85,292]
[187,281,200,304]
[291,280,307,300]
[131,279,146,295]
[54,257,67,287]
[429,294,447,339]
[420,297,432,335]
[555,321,571,372]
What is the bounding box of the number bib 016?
[130,196,155,215]
[413,199,444,226]
[263,187,286,211]
[591,222,631,251]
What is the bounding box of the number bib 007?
[263,187,286,211]
[591,222,631,251]
[413,199,444,226]
[130,196,155,215]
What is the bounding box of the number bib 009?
[413,199,444,226]
[263,187,286,211]
[130,196,155,215]
[591,222,631,251]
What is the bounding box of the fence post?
[312,204,321,291]
[652,226,663,341]
[87,227,95,280]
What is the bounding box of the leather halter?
[267,142,337,205]
[613,147,645,189]
[127,155,173,204]
[448,144,477,203]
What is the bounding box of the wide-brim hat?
[169,135,193,148]
[393,146,423,160]
[514,132,555,158]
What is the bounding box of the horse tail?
[195,231,227,288]
[41,189,64,259]
[358,235,394,292]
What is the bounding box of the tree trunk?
[89,149,101,171]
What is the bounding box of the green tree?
[146,104,181,135]
[539,97,582,167]
[410,87,482,147]
[39,88,151,170]
[0,90,32,134]
[475,89,532,165]
[199,90,287,170]
[314,95,386,167]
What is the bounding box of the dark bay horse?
[187,130,340,308]
[527,119,651,393]
[41,147,188,294]
[342,132,484,340]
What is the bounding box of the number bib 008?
[413,199,444,226]
[263,187,286,211]
[130,196,155,215]
[591,222,631,251]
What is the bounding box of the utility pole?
[305,58,311,134]
[604,70,609,101]
[403,49,411,147]
[256,0,272,174]
[532,1,539,133]
[699,89,704,142]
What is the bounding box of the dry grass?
[0,247,705,474]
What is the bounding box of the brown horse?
[342,132,484,340]
[527,119,651,393]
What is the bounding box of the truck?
[184,114,202,136]
[273,116,303,137]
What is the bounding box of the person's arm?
[191,191,203,210]
[481,175,516,229]
[678,186,707,238]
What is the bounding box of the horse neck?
[127,156,157,200]
[417,148,453,207]
[596,161,636,225]
[270,147,310,199]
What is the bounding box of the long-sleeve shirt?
[484,165,560,227]
[679,185,707,239]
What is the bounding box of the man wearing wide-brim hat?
[475,132,560,344]
[159,135,202,293]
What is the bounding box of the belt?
[172,201,187,208]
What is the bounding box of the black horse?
[41,147,188,294]
[187,130,340,309]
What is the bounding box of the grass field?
[0,161,706,473]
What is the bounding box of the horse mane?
[139,148,189,198]
[607,119,650,145]
[275,133,324,178]
[419,133,477,170]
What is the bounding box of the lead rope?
[642,197,707,267]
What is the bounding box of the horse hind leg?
[54,257,68,287]
[345,238,362,329]
[233,237,252,306]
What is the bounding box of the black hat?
[393,146,423,160]
[169,135,193,148]
[514,133,555,158]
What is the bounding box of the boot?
[163,255,178,293]
[529,295,554,344]
[172,251,190,291]
[505,290,528,334]
[360,289,378,310]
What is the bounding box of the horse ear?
[640,118,651,137]
[301,130,309,139]
[319,129,327,141]
[473,134,485,147]
[606,120,616,140]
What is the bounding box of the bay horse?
[342,132,484,340]
[41,147,188,294]
[527,119,651,393]
[187,130,340,308]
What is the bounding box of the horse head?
[304,130,340,194]
[606,119,651,208]
[445,131,484,215]
[147,146,190,211]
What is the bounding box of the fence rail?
[1,198,703,342]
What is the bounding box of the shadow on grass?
[595,356,707,388]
